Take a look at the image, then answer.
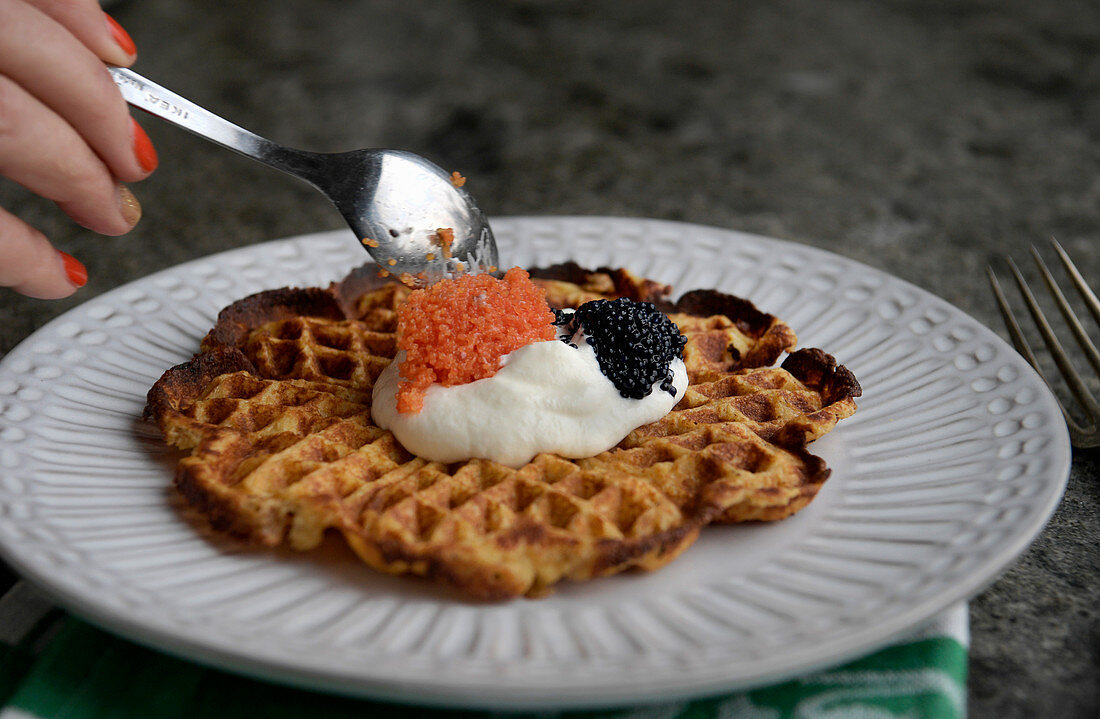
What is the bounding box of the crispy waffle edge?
[341,514,705,600]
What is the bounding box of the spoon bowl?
[109,68,498,281]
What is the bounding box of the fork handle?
[109,67,325,186]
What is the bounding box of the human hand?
[0,0,157,299]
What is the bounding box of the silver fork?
[988,239,1100,448]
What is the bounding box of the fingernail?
[104,13,137,58]
[118,185,142,227]
[131,117,158,173]
[59,251,87,288]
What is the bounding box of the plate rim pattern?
[0,217,1071,708]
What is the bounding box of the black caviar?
[554,299,687,399]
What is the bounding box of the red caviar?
[395,267,556,413]
[433,228,455,259]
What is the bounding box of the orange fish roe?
[433,228,455,260]
[450,171,467,187]
[395,267,556,414]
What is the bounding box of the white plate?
[0,217,1070,709]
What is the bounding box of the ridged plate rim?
[0,217,1071,709]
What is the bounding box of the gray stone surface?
[0,0,1097,715]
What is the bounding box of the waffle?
[146,263,860,598]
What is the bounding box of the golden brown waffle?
[146,263,860,598]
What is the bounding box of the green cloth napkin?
[0,583,967,719]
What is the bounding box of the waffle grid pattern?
[148,265,859,598]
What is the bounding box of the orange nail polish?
[131,117,158,173]
[104,13,137,58]
[59,252,87,288]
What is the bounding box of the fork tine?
[1032,245,1100,378]
[988,266,1043,371]
[1008,257,1100,418]
[1050,238,1100,329]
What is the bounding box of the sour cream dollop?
[371,334,688,468]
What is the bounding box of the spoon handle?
[109,67,324,185]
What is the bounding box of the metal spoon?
[109,67,497,281]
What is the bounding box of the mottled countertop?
[1,1,1097,715]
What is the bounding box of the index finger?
[0,0,152,183]
[24,0,137,67]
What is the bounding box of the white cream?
[371,336,688,468]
